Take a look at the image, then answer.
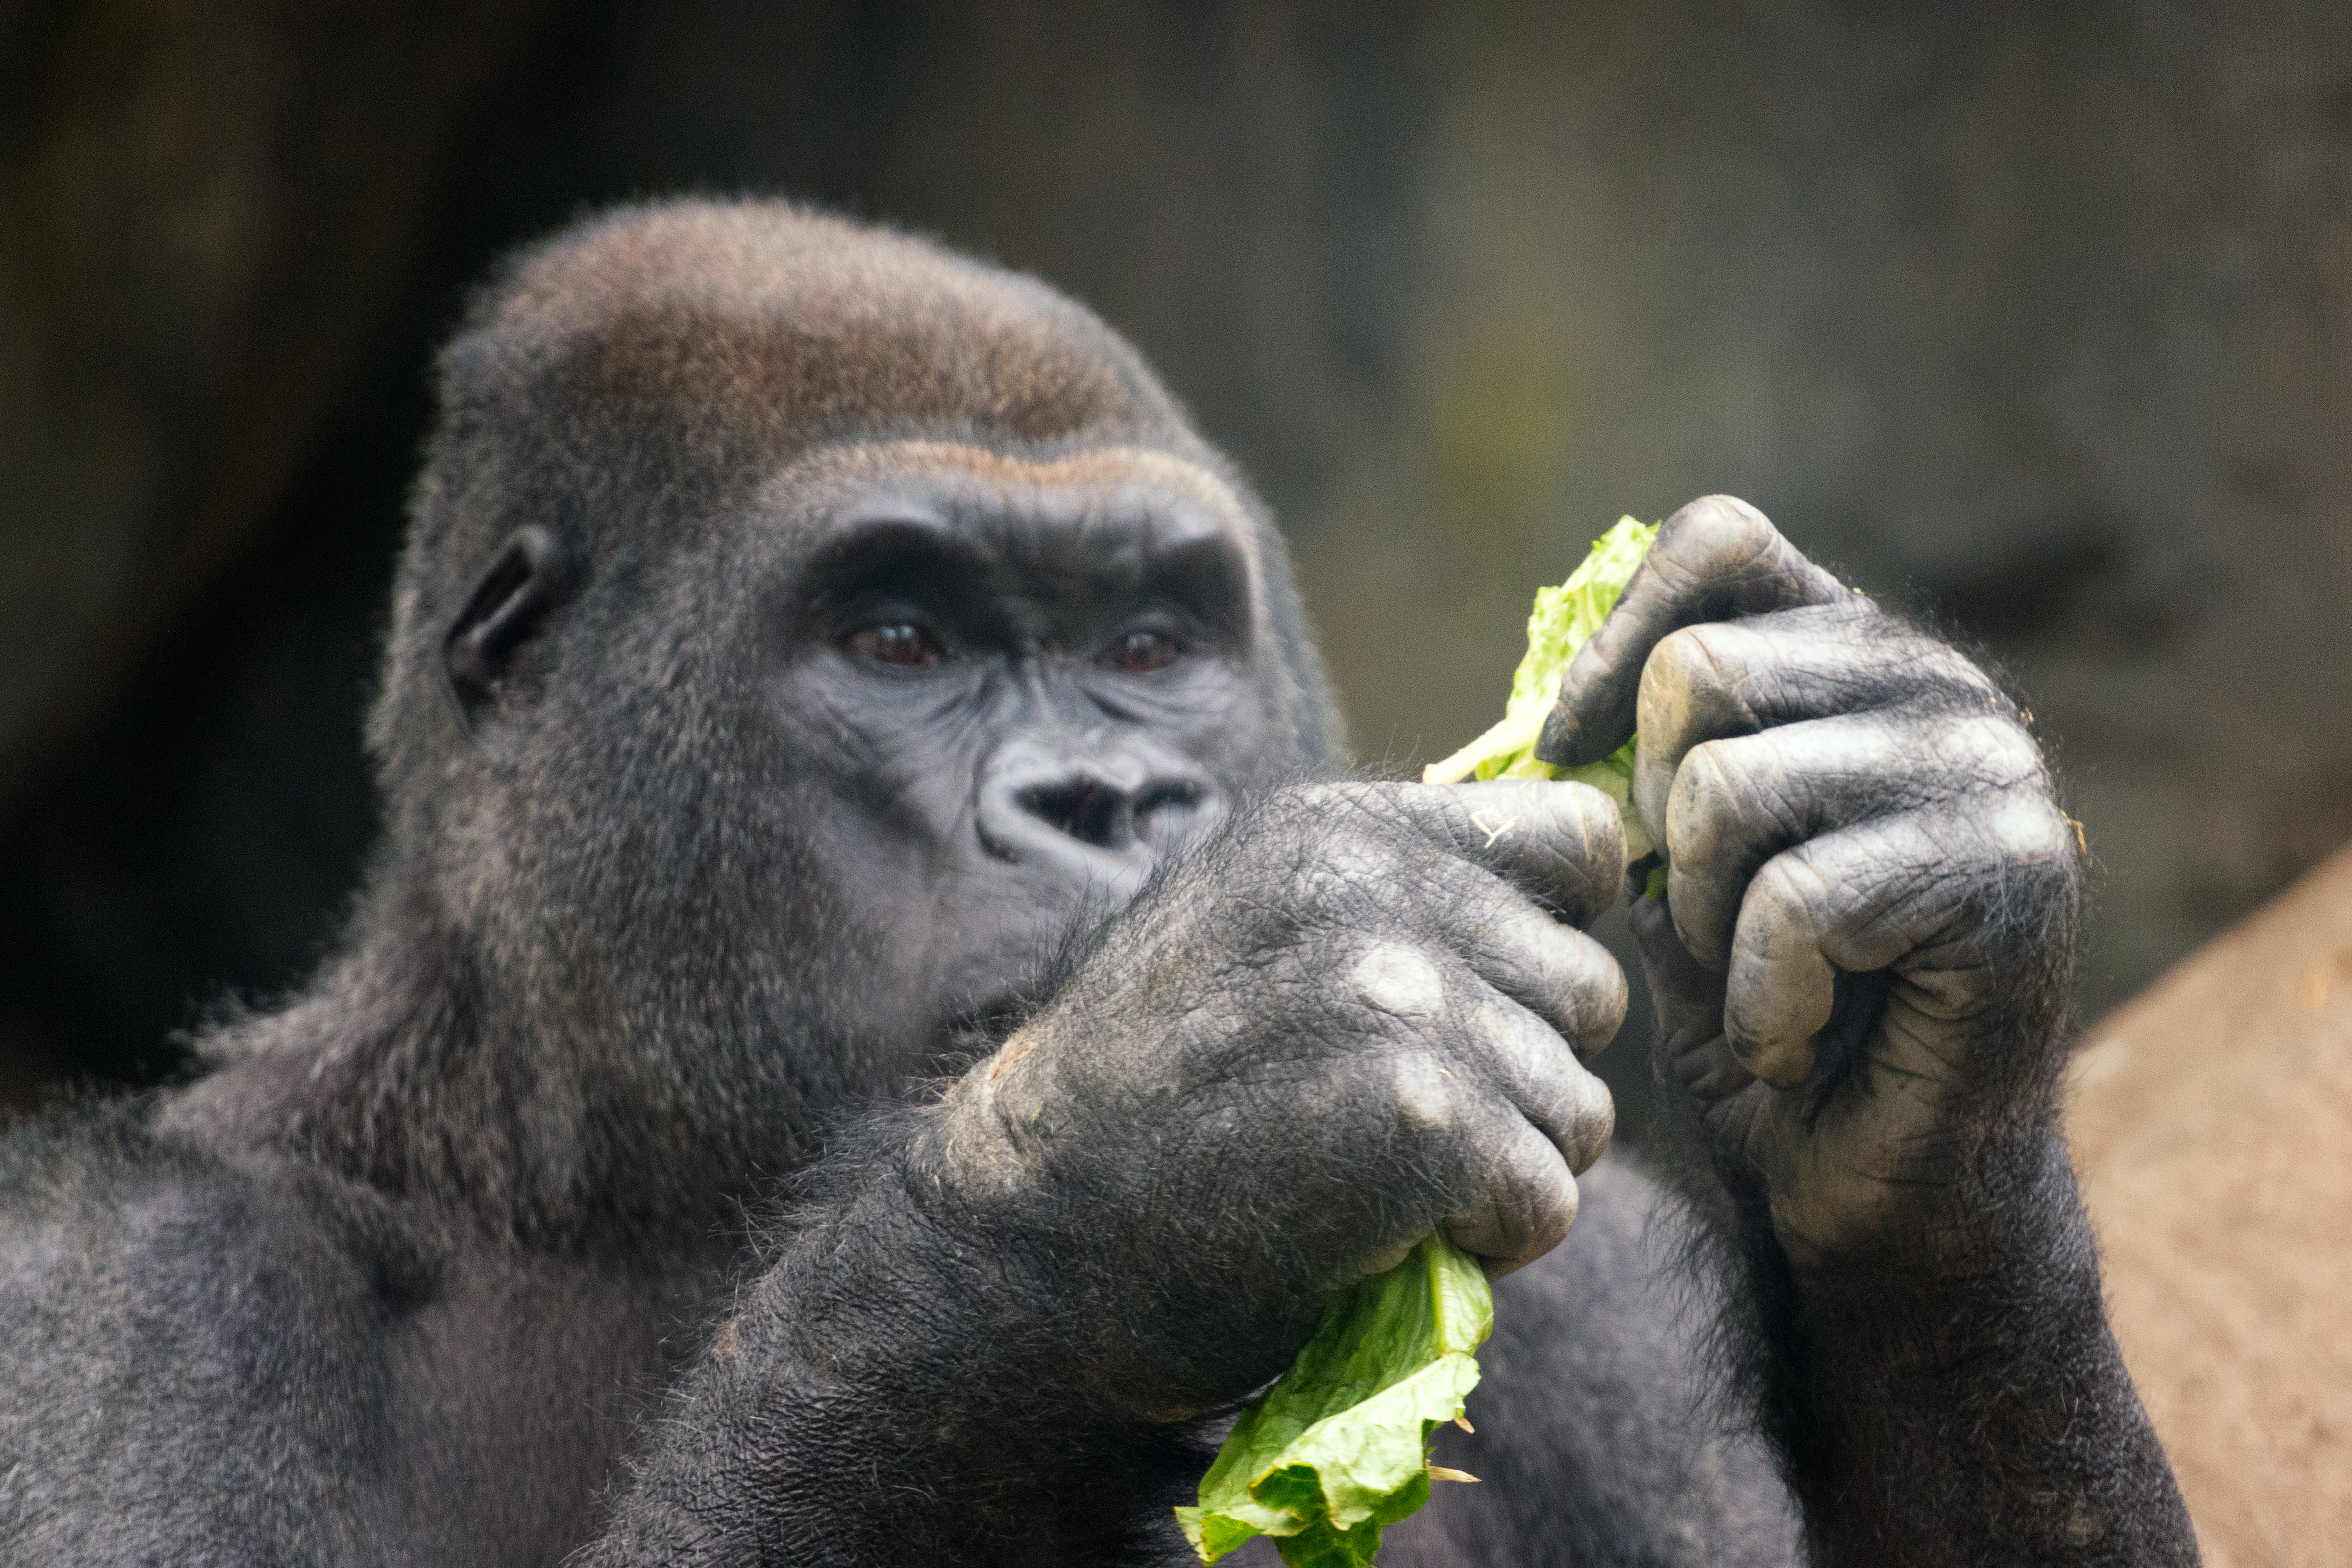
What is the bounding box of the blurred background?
[4,1,2349,1144]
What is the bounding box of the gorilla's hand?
[916,780,1626,1414]
[1538,495,2079,1273]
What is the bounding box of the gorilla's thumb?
[1627,893,1729,1053]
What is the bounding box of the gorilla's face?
[746,440,1278,1044]
[394,205,1342,1129]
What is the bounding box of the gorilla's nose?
[975,733,1222,875]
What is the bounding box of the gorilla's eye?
[846,622,943,667]
[1102,629,1180,674]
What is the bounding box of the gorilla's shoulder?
[1,1091,432,1351]
[0,1095,421,1558]
[1,1094,202,1248]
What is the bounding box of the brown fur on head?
[373,200,1220,822]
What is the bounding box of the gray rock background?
[5,2,2348,1141]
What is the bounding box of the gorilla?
[0,200,2193,1566]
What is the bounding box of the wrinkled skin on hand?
[918,779,1627,1418]
[1541,495,2080,1273]
[1530,495,2198,1567]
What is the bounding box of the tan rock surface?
[2070,839,2352,1568]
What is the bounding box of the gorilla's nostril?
[1133,781,1202,819]
[1017,779,1134,850]
[980,737,1220,867]
[1132,780,1204,841]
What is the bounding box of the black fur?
[0,205,2191,1567]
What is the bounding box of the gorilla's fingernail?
[1534,706,1577,765]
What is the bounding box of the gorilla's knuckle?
[1486,997,1617,1169]
[1584,949,1631,1043]
[1460,993,1554,1089]
[1661,494,1780,573]
[1864,639,2000,718]
[1469,1153,1580,1273]
[1490,790,1623,925]
[1349,942,1448,1020]
[1556,1072,1615,1174]
[1934,645,2009,707]
[1749,851,1831,925]
[1936,713,2046,791]
[1983,791,2075,869]
[1383,1053,1462,1139]
[1638,624,1750,737]
[1467,998,1546,1081]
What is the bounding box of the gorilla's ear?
[442,524,581,726]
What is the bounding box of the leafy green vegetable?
[1176,1236,1493,1568]
[1422,516,1660,872]
[1177,521,1663,1568]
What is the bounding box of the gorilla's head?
[233,201,1345,1219]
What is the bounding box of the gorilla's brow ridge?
[783,439,1273,623]
[847,441,1253,530]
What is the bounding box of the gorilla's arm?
[573,1114,1223,1565]
[580,1154,1806,1568]
[1538,497,2197,1566]
[577,784,1644,1566]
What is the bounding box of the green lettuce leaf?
[1176,1235,1493,1568]
[1422,516,1659,870]
[1176,520,1664,1567]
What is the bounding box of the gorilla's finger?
[1459,902,1628,1062]
[1535,495,1847,769]
[1396,779,1627,928]
[1437,1101,1583,1279]
[1461,987,1617,1170]
[1718,856,1836,1090]
[1628,892,1757,1111]
[1629,610,2005,837]
[1627,892,1727,1051]
[1662,711,2046,972]
[1720,803,2076,1087]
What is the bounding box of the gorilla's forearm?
[575,1114,1209,1566]
[1707,1136,2196,1566]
